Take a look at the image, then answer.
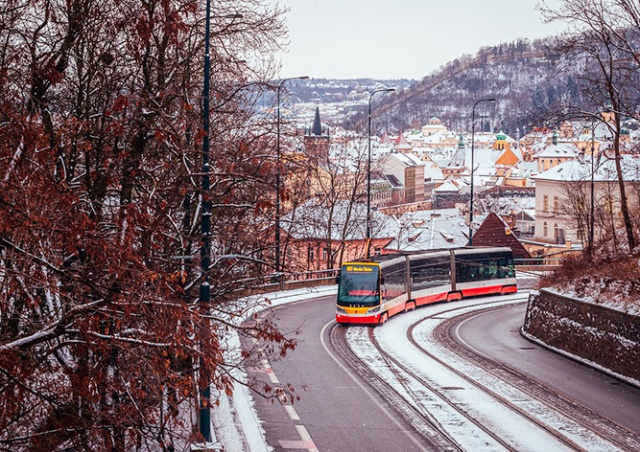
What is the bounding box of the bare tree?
[0,0,297,450]
[540,0,640,252]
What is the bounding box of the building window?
[308,247,315,262]
[543,195,549,212]
[553,196,559,213]
[543,221,548,237]
[322,248,328,262]
[554,224,565,244]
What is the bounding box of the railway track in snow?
[330,294,639,451]
[329,321,462,451]
[427,303,640,451]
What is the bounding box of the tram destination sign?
[345,265,375,273]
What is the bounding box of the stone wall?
[523,289,640,382]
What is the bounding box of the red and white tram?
[335,247,517,325]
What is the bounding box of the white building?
[532,154,640,245]
[382,152,426,204]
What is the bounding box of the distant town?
[272,94,640,273]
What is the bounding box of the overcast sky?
[268,0,566,80]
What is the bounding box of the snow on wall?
[523,290,640,383]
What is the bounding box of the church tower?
[304,106,330,160]
[493,130,510,151]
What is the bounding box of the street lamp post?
[366,87,395,259]
[275,76,308,274]
[468,98,496,246]
[589,121,595,260]
[199,5,240,444]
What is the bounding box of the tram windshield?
[337,264,380,306]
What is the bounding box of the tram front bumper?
[336,313,380,325]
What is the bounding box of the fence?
[234,269,339,298]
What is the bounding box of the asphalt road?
[250,295,640,451]
[249,295,428,452]
[452,302,640,435]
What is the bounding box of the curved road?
[249,296,428,452]
[248,295,640,451]
[453,303,640,435]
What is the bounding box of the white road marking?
[261,354,317,450]
[320,320,431,452]
[284,405,300,420]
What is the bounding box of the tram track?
[332,295,638,451]
[363,325,522,452]
[369,297,580,451]
[430,304,640,451]
[328,323,462,451]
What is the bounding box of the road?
[248,295,427,452]
[248,294,640,451]
[453,302,640,435]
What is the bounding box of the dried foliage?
[536,0,640,315]
[540,244,640,313]
[279,137,371,271]
[0,0,297,450]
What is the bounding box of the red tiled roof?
[473,213,532,260]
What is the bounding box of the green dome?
[496,130,507,141]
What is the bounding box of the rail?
[234,269,340,298]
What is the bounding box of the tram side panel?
[407,253,452,306]
[380,260,409,319]
[453,249,517,298]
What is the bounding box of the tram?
[335,247,517,325]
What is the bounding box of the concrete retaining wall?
[523,289,640,382]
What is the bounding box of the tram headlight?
[336,306,347,314]
[367,306,380,314]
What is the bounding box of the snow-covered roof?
[435,180,460,193]
[281,200,395,241]
[533,154,640,182]
[386,208,469,252]
[386,151,424,167]
[424,163,444,181]
[534,142,579,159]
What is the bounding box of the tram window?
[411,258,450,290]
[476,258,499,280]
[488,260,498,279]
[499,257,515,278]
[382,263,405,302]
[456,260,476,282]
[456,252,515,282]
[337,267,380,306]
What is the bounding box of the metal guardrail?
[266,269,339,292]
[233,269,340,298]
[514,258,563,266]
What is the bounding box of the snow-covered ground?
[350,295,623,451]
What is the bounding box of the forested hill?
[344,37,583,136]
